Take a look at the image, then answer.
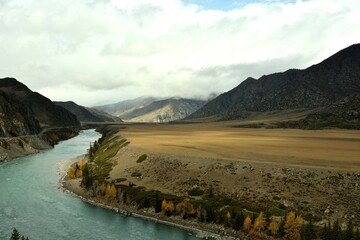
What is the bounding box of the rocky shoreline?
[59,160,242,240]
[0,127,79,162]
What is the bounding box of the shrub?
[137,154,148,163]
[188,188,204,196]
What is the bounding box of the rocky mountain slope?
[276,94,360,129]
[0,78,81,161]
[95,97,205,122]
[0,90,40,137]
[0,78,80,128]
[95,97,158,118]
[54,101,122,123]
[187,44,360,125]
[125,98,205,123]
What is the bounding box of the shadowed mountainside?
[0,90,40,137]
[54,101,122,123]
[0,78,80,128]
[187,44,360,127]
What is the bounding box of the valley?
[62,122,360,239]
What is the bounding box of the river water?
[0,130,199,240]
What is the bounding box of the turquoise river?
[0,130,199,240]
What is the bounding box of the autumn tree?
[106,184,117,199]
[269,216,279,236]
[161,200,175,216]
[176,198,194,219]
[283,211,302,240]
[249,212,266,238]
[225,211,232,227]
[99,182,107,196]
[243,215,252,233]
[67,160,84,179]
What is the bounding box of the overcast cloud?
[0,0,359,106]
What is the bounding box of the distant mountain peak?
[94,96,206,123]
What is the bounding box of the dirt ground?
[107,122,360,227]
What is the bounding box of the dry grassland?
[106,122,360,226]
[118,122,360,171]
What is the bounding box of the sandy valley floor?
[106,122,360,227]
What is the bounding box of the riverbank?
[60,165,242,240]
[0,135,51,162]
[0,128,79,162]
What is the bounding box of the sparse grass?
[90,134,130,182]
[137,154,148,163]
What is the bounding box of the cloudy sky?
[0,0,359,106]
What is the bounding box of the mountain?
[54,101,122,123]
[95,97,158,118]
[0,90,40,137]
[95,97,205,122]
[122,98,206,123]
[276,94,360,129]
[187,44,360,123]
[0,78,80,128]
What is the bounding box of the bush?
[188,187,204,196]
[137,154,148,163]
[114,178,127,183]
[304,213,322,222]
[131,171,142,177]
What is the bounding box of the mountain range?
[0,78,80,129]
[95,97,205,123]
[54,101,122,123]
[187,43,360,128]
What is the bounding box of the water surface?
[0,130,199,240]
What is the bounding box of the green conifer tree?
[322,223,331,240]
[10,228,20,240]
[343,220,354,240]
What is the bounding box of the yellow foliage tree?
[106,184,117,198]
[67,166,76,179]
[284,211,303,240]
[226,211,231,221]
[249,212,266,238]
[161,200,175,216]
[75,165,83,178]
[67,161,84,179]
[269,217,279,236]
[99,182,107,196]
[176,198,194,219]
[243,215,252,233]
[78,159,84,168]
